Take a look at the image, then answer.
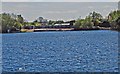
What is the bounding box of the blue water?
[2,30,118,72]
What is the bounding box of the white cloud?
[88,6,94,9]
[2,2,117,21]
[45,10,78,14]
[62,0,119,2]
[2,0,30,2]
[1,0,120,2]
[104,5,115,8]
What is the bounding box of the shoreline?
[20,27,111,32]
[1,27,118,34]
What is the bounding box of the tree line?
[0,10,120,33]
[0,13,25,33]
[74,10,120,31]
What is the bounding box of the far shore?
[20,27,111,32]
[1,27,116,34]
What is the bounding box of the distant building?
[54,23,70,26]
[54,23,73,28]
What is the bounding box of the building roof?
[54,23,70,26]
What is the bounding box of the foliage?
[108,10,120,22]
[1,10,120,33]
[108,10,120,30]
[88,11,103,26]
[1,13,25,33]
[74,11,102,28]
[48,20,56,25]
[74,19,84,28]
[26,22,42,26]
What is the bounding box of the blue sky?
[1,0,120,2]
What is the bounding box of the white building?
[54,23,70,26]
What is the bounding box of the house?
[54,23,73,28]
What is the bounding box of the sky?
[2,2,119,22]
[1,0,120,2]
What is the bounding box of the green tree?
[1,13,25,33]
[74,19,85,29]
[89,11,103,26]
[108,10,120,22]
[48,20,56,25]
[108,10,120,30]
[74,11,102,29]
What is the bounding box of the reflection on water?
[2,30,118,72]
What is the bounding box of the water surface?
[2,30,118,72]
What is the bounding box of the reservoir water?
[2,30,118,72]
